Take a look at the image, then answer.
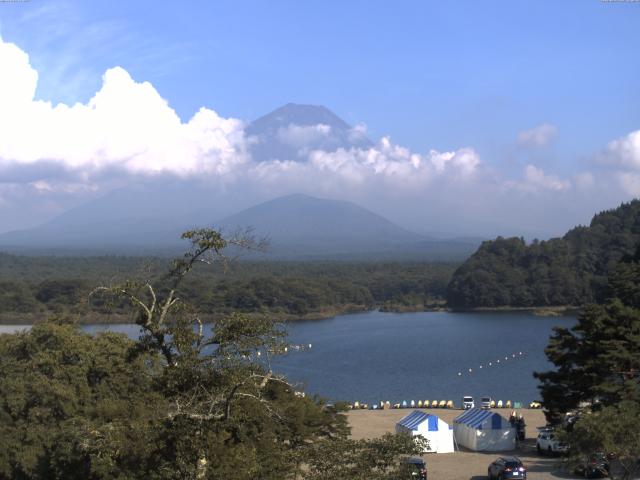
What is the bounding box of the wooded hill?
[446,200,640,308]
[0,257,454,323]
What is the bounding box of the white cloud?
[517,123,558,148]
[0,38,248,183]
[276,123,332,147]
[505,165,571,193]
[605,129,640,169]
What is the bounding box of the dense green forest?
[0,254,455,323]
[447,200,640,308]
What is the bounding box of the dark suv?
[574,453,610,478]
[402,456,427,479]
[488,456,527,479]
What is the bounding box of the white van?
[462,396,475,409]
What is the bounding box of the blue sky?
[0,0,639,237]
[2,0,638,164]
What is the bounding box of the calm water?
[1,311,575,405]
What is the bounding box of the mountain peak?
[245,103,373,162]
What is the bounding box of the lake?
[1,310,575,406]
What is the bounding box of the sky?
[0,0,639,238]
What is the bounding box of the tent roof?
[397,410,441,431]
[454,408,508,430]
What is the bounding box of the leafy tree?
[0,228,424,479]
[534,248,640,420]
[567,401,640,480]
[0,320,165,479]
[447,200,640,308]
[299,433,428,480]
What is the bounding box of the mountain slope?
[446,200,640,308]
[216,193,425,256]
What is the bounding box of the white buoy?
[458,372,462,376]
[489,362,492,366]
[468,368,473,373]
[479,365,483,369]
[497,360,500,363]
[309,344,312,349]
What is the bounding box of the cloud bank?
[0,37,639,237]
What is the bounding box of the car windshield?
[463,397,473,401]
[481,397,491,402]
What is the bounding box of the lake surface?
[1,311,575,405]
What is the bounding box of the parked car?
[480,396,492,409]
[487,456,527,479]
[462,395,475,409]
[574,453,610,478]
[536,430,568,455]
[401,456,427,479]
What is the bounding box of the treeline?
[0,257,455,322]
[447,200,640,308]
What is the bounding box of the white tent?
[395,410,455,453]
[453,408,516,451]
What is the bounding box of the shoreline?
[0,303,580,326]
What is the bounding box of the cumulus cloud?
[604,129,640,169]
[517,123,558,148]
[0,39,248,182]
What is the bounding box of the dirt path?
[347,408,579,480]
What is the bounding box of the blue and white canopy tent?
[453,408,516,451]
[395,410,455,453]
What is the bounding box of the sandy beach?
[347,408,579,480]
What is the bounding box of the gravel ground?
[347,408,581,480]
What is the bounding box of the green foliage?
[534,248,640,419]
[0,323,165,479]
[299,433,428,480]
[447,200,640,308]
[568,402,640,480]
[0,256,455,322]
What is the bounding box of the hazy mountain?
[0,182,240,254]
[216,193,422,254]
[245,103,373,162]
[0,190,479,259]
[215,194,480,260]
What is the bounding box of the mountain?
[245,103,373,162]
[0,190,479,259]
[0,182,239,254]
[215,194,480,259]
[446,200,640,308]
[216,193,422,256]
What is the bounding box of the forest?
[0,254,455,324]
[446,200,640,309]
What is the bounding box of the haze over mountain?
[0,190,479,259]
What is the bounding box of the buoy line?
[456,351,525,377]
